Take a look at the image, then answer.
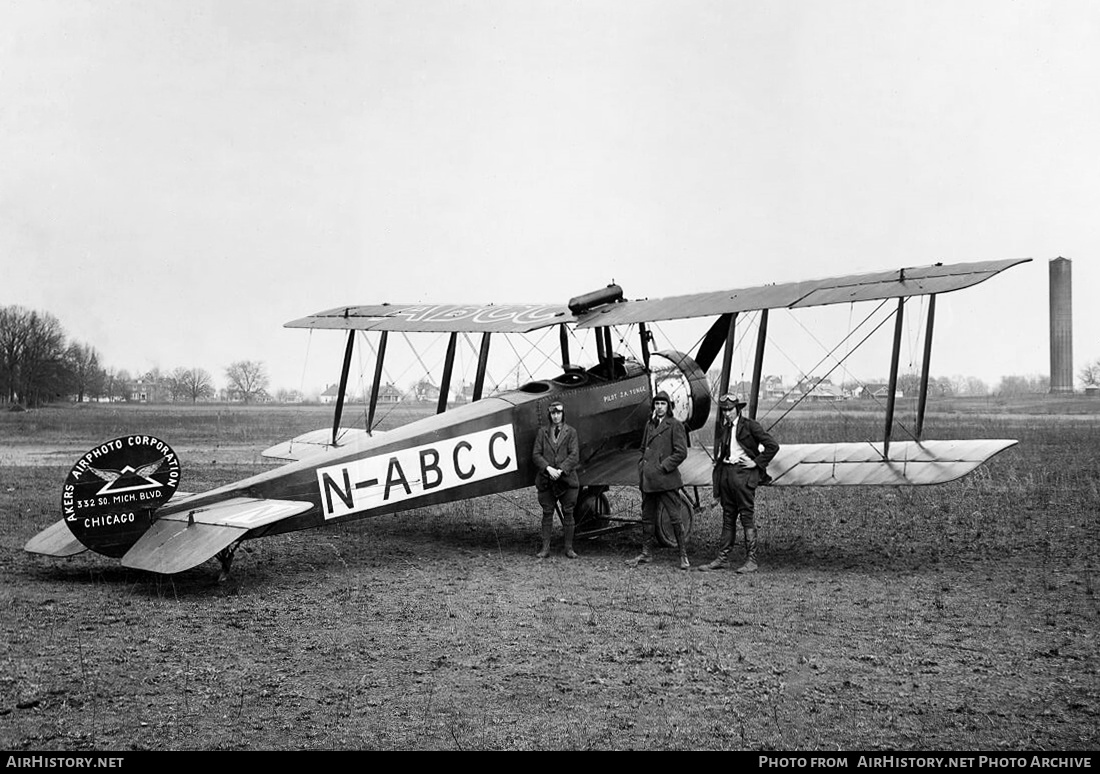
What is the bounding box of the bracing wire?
[764,300,895,430]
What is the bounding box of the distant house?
[762,375,788,402]
[860,384,902,400]
[128,375,170,403]
[714,377,792,404]
[319,383,403,405]
[800,382,848,401]
[413,380,442,403]
[410,383,466,404]
[319,384,340,405]
[375,383,403,404]
[452,382,476,404]
[221,387,272,403]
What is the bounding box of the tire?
[574,487,611,535]
[655,490,694,547]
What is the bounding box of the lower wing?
[262,427,379,462]
[579,439,1018,488]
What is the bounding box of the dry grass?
[1,399,1098,750]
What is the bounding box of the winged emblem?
[87,457,166,485]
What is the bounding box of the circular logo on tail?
[62,436,181,558]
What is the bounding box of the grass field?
[1,398,1098,750]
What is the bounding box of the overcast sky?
[2,0,1097,396]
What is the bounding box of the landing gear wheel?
[655,492,694,548]
[574,487,611,536]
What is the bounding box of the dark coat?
[533,423,580,491]
[639,414,688,493]
[713,413,780,485]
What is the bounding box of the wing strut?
[638,322,651,368]
[916,295,936,438]
[437,332,458,414]
[595,326,614,376]
[367,330,388,433]
[712,313,739,456]
[558,324,570,369]
[694,313,734,372]
[473,332,491,401]
[748,309,769,420]
[333,329,355,446]
[883,298,905,454]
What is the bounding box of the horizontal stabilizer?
[121,496,313,574]
[24,491,198,558]
[580,439,1017,488]
[24,519,87,557]
[262,427,378,461]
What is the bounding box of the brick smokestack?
[1049,257,1073,394]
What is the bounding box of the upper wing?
[285,303,573,333]
[580,439,1018,488]
[572,258,1030,328]
[284,259,1028,333]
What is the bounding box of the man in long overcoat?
[532,400,581,558]
[629,390,690,569]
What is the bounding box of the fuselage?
[158,362,655,539]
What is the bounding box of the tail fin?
[60,436,182,557]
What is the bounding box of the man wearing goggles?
[699,393,780,573]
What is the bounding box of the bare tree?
[65,342,102,403]
[0,306,30,403]
[170,366,215,403]
[928,376,955,398]
[107,368,132,402]
[960,376,989,397]
[1079,358,1100,388]
[996,374,1049,396]
[275,388,303,404]
[225,360,269,403]
[895,372,923,397]
[0,305,68,406]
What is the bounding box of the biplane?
[24,258,1028,577]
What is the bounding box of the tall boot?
[627,524,655,566]
[673,523,690,570]
[563,522,578,559]
[735,527,758,573]
[536,514,553,559]
[699,524,735,572]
